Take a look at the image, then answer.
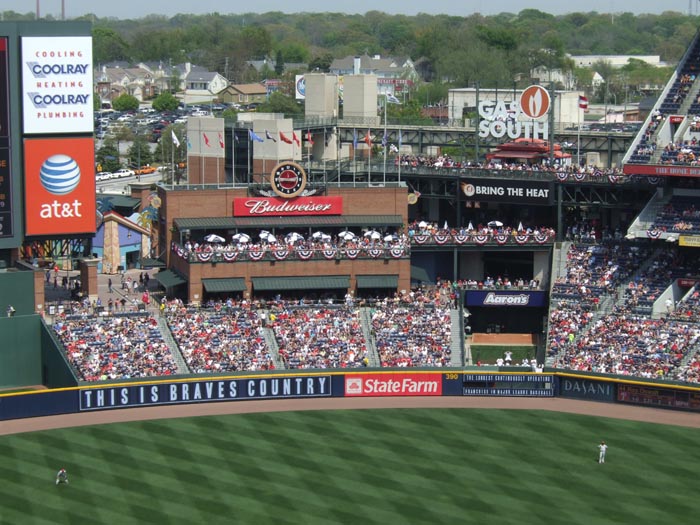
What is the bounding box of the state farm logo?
[345,377,363,395]
[345,374,442,396]
[519,85,551,119]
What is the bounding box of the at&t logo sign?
[478,84,551,140]
[39,154,83,217]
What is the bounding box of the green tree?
[127,134,155,168]
[92,27,130,63]
[256,92,302,116]
[152,91,180,112]
[154,125,187,183]
[308,53,334,72]
[222,107,239,120]
[95,138,121,173]
[112,93,140,112]
[275,50,285,75]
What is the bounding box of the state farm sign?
[233,196,342,217]
[345,373,443,397]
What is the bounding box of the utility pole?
[549,82,555,166]
[474,82,480,162]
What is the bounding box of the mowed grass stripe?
[1,408,699,525]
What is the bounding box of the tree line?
[3,8,695,103]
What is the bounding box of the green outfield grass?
[0,408,696,524]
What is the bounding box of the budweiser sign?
[345,373,443,397]
[233,196,342,217]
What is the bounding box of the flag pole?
[383,95,387,186]
[398,129,402,183]
[577,101,581,167]
[368,129,372,184]
[353,128,357,187]
[247,131,251,185]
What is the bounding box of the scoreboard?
[462,374,555,396]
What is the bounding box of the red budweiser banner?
[344,373,443,397]
[233,196,343,217]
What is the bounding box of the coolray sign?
[478,85,551,140]
[344,373,442,396]
[459,178,552,205]
[464,291,547,307]
[559,377,615,402]
[79,376,332,410]
[21,36,93,134]
[23,137,96,236]
[233,196,343,217]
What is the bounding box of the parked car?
[95,172,113,182]
[113,168,135,178]
[134,165,156,175]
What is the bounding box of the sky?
[2,0,698,19]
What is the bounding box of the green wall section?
[0,270,36,316]
[0,315,42,388]
[40,322,78,389]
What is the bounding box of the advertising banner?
[679,235,700,248]
[0,37,12,239]
[459,178,552,205]
[79,375,333,411]
[622,164,700,177]
[617,383,700,411]
[24,137,96,236]
[559,376,616,402]
[233,196,343,217]
[464,290,547,307]
[462,373,555,396]
[21,36,93,134]
[344,373,443,397]
[295,75,305,100]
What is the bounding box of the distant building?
[217,83,268,106]
[569,55,664,68]
[329,54,417,96]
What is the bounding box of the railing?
[171,242,409,263]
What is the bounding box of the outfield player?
[598,441,608,464]
[56,468,69,485]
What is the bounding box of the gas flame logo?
[520,85,551,119]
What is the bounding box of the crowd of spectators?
[407,219,556,244]
[370,286,453,367]
[670,285,700,321]
[166,305,274,373]
[552,315,700,379]
[53,313,179,381]
[650,196,700,233]
[270,306,368,369]
[394,154,627,176]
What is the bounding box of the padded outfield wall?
[2,370,700,421]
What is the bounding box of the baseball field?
[0,403,697,524]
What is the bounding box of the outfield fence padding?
[2,370,700,421]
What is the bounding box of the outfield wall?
[2,370,700,421]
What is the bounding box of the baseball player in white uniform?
[598,441,608,463]
[56,468,69,485]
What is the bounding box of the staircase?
[449,308,464,366]
[262,326,286,369]
[156,315,190,374]
[359,307,381,367]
